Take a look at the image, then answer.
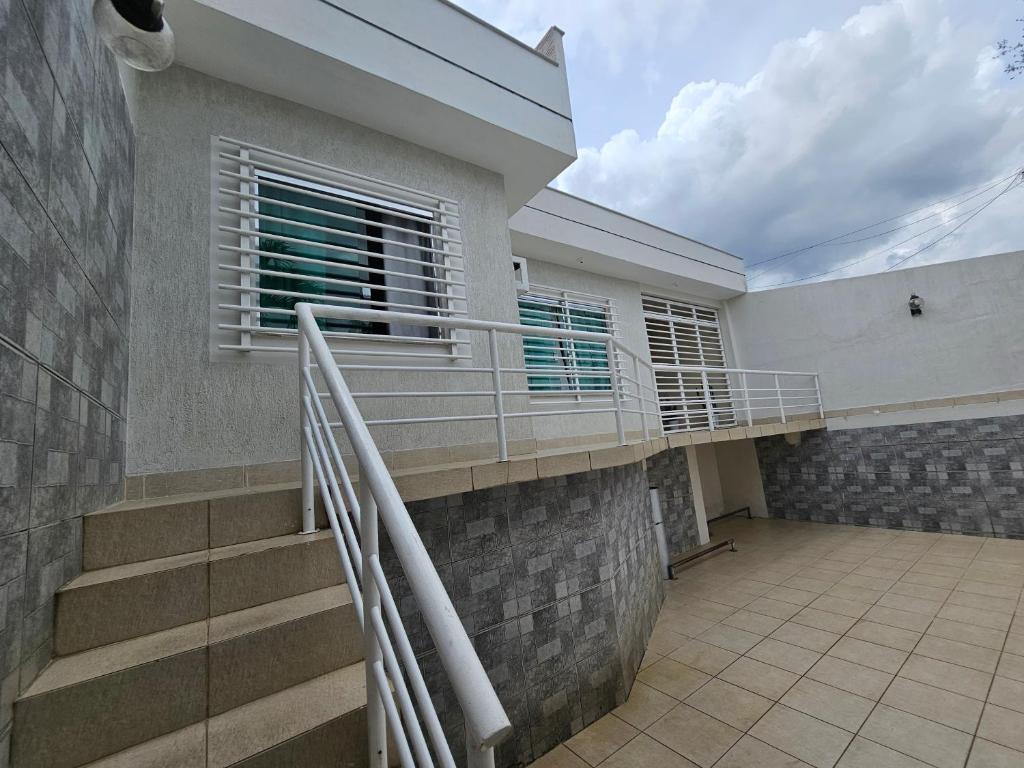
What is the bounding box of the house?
[1,1,1022,766]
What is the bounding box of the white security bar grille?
[642,295,733,432]
[517,284,622,398]
[212,137,467,358]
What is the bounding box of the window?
[642,295,733,431]
[517,285,617,395]
[212,138,466,357]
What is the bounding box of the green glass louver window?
[517,293,612,393]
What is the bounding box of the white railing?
[297,303,511,768]
[652,364,823,434]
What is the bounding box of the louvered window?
[642,295,734,432]
[518,286,617,396]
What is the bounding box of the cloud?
[551,0,1024,287]
[457,0,704,72]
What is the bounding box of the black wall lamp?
[93,0,175,71]
[908,294,924,317]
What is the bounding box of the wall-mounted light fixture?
[908,293,924,317]
[93,0,175,72]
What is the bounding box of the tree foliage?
[997,3,1024,77]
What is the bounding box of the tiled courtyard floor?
[529,517,1024,768]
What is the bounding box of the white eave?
[509,188,748,300]
[166,0,577,211]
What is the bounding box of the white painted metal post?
[741,372,753,426]
[298,334,316,534]
[814,375,825,419]
[774,374,787,424]
[700,370,715,430]
[466,743,496,768]
[631,353,649,441]
[488,329,508,462]
[360,472,387,767]
[607,338,626,444]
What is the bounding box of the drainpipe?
[649,488,673,580]
[93,0,175,71]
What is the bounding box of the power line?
[750,176,1022,289]
[745,168,1023,273]
[884,174,1023,272]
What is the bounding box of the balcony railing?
[652,364,824,434]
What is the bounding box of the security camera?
[93,0,175,72]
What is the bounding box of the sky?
[456,0,1024,289]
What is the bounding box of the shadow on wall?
[756,415,1024,537]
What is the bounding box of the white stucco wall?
[127,65,528,474]
[714,439,768,518]
[726,251,1024,413]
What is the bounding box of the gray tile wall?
[383,459,683,767]
[0,1,133,760]
[647,446,703,556]
[756,416,1024,537]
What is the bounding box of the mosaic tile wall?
[646,446,703,556]
[0,1,134,759]
[382,459,683,767]
[756,415,1024,537]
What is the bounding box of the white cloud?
[457,0,704,72]
[552,0,1024,287]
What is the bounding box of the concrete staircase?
[10,485,375,768]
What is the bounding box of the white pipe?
[649,488,672,580]
[299,335,316,534]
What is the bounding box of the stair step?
[80,664,370,768]
[83,484,327,570]
[14,586,362,768]
[55,530,343,654]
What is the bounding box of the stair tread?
[23,585,354,697]
[80,664,368,768]
[61,530,337,591]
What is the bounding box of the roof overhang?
[509,188,748,300]
[166,0,577,211]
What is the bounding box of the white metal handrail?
[651,363,823,433]
[297,303,510,768]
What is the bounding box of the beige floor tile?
[780,677,874,732]
[668,639,738,676]
[784,576,834,594]
[722,610,785,636]
[696,624,762,655]
[805,656,894,700]
[598,733,698,768]
[846,620,922,652]
[638,650,661,671]
[768,586,820,606]
[647,627,689,656]
[956,580,1021,600]
[888,581,952,603]
[612,681,676,730]
[862,605,932,632]
[770,621,841,653]
[860,704,973,768]
[747,638,822,675]
[529,745,590,768]
[677,598,737,622]
[827,583,884,604]
[636,658,710,701]
[928,618,1007,651]
[915,636,1000,673]
[841,573,896,592]
[996,652,1024,682]
[646,703,742,768]
[827,636,908,674]
[898,654,993,700]
[717,735,813,768]
[749,704,853,768]
[877,592,943,616]
[791,607,858,634]
[836,736,932,767]
[881,677,984,733]
[657,610,716,640]
[967,738,1024,768]
[1005,633,1024,656]
[900,570,958,589]
[946,590,1017,615]
[718,656,800,700]
[684,678,772,731]
[978,703,1024,753]
[564,715,638,766]
[746,597,802,621]
[988,676,1024,714]
[731,579,775,596]
[808,595,871,619]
